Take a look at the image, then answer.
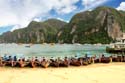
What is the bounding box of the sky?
[0,0,125,34]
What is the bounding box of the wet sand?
[0,63,125,83]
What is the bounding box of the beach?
[0,63,125,83]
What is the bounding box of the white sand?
[0,63,125,83]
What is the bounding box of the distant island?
[0,6,125,44]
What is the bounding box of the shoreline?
[0,63,125,83]
[0,62,124,68]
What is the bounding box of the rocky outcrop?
[0,19,67,43]
[57,6,125,44]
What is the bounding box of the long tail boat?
[41,61,50,68]
[59,57,69,67]
[111,55,125,62]
[70,58,82,66]
[41,60,50,68]
[1,54,125,68]
[17,59,29,68]
[50,59,60,67]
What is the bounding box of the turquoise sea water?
[0,44,110,58]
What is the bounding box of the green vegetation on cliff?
[57,6,125,44]
[0,19,67,43]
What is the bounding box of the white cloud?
[82,0,108,11]
[53,0,79,14]
[57,17,69,23]
[57,18,65,21]
[0,0,79,31]
[33,18,41,22]
[116,2,125,11]
[10,25,21,31]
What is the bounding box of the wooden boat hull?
[0,61,7,67]
[87,59,92,64]
[70,60,81,66]
[15,61,29,68]
[41,61,50,68]
[82,61,88,65]
[94,59,100,63]
[3,61,17,67]
[26,61,36,68]
[82,58,92,65]
[34,61,41,67]
[112,56,125,62]
[101,57,110,63]
[59,61,69,67]
[50,61,60,67]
